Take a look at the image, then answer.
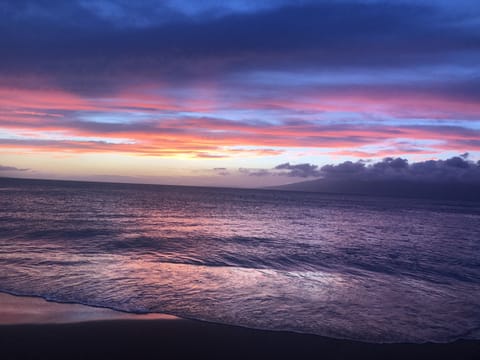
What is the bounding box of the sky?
[1,0,479,187]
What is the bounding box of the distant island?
[270,178,480,201]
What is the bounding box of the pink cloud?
[1,81,479,159]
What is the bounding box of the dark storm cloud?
[1,0,479,94]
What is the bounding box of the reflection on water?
[0,178,479,342]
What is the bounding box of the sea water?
[0,177,479,343]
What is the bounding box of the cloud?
[1,87,479,155]
[274,163,322,177]
[273,154,480,200]
[0,0,479,165]
[240,155,480,183]
[320,155,480,184]
[210,168,230,176]
[237,162,322,178]
[0,165,29,172]
[1,0,479,95]
[238,168,272,177]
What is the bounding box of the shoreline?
[0,292,177,325]
[1,293,479,359]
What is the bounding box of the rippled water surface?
[1,177,479,342]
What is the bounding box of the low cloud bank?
[270,155,480,200]
[274,163,322,178]
[0,165,29,172]
[319,154,480,184]
[245,154,480,184]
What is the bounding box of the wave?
[2,181,480,344]
[5,233,480,285]
[0,272,480,343]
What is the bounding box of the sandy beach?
[0,292,478,359]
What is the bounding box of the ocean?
[1,177,479,343]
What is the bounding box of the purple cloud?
[274,163,322,178]
[320,155,480,184]
[0,165,29,172]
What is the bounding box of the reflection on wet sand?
[0,292,177,325]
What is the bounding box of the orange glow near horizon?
[1,79,479,182]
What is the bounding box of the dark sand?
[1,293,478,359]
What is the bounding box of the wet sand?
[1,293,478,359]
